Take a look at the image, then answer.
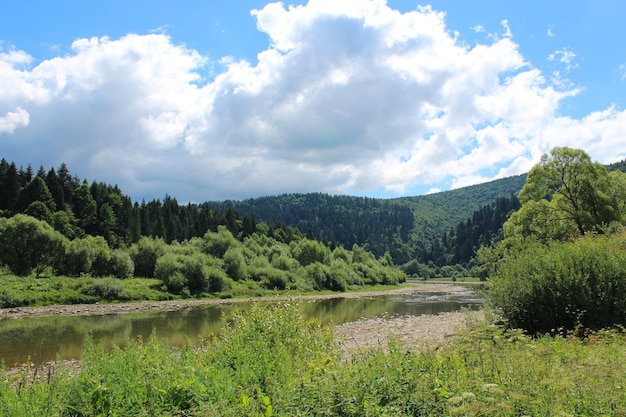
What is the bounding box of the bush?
[487,234,626,335]
[305,262,346,291]
[202,226,238,257]
[0,214,69,276]
[182,254,210,292]
[292,239,329,266]
[80,278,129,301]
[109,249,134,278]
[271,254,299,271]
[223,247,247,281]
[205,266,230,293]
[130,237,167,278]
[63,238,95,276]
[154,253,186,293]
[261,268,289,290]
[87,236,112,277]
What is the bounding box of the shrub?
[80,278,129,301]
[0,214,69,276]
[305,262,346,291]
[63,238,95,276]
[109,249,134,278]
[86,236,112,277]
[130,237,167,278]
[202,226,238,257]
[154,253,186,294]
[292,239,329,266]
[182,254,210,292]
[205,266,230,293]
[261,268,289,290]
[487,234,626,335]
[223,247,247,281]
[271,254,299,271]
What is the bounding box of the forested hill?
[208,174,527,264]
[392,174,526,242]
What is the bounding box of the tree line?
[0,159,406,302]
[0,159,262,247]
[0,158,527,275]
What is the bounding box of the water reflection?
[0,290,480,367]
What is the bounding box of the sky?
[1,1,625,203]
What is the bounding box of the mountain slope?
[209,174,527,263]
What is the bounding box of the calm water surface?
[0,289,481,367]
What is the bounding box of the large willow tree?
[504,146,626,242]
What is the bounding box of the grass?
[1,302,625,416]
[0,274,170,307]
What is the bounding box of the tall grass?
[2,303,625,416]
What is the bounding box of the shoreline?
[2,283,483,378]
[0,282,478,320]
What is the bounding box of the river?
[0,285,481,367]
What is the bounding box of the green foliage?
[0,160,413,303]
[0,275,167,307]
[130,236,167,278]
[506,147,626,241]
[49,209,82,240]
[292,239,329,266]
[203,226,239,257]
[85,235,113,277]
[109,249,134,278]
[154,251,230,295]
[155,252,186,294]
[63,237,96,276]
[80,278,130,300]
[305,262,347,291]
[487,233,626,335]
[484,148,626,335]
[0,158,531,273]
[260,268,290,290]
[0,214,69,276]
[223,247,248,281]
[2,305,626,416]
[210,175,526,265]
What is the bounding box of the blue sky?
[1,1,625,202]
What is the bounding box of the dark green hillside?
[394,174,526,242]
[210,193,415,260]
[209,174,527,264]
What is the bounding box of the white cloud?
[0,107,29,133]
[471,25,485,33]
[500,19,512,38]
[0,0,625,202]
[548,48,577,71]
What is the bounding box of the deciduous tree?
[0,214,68,276]
[505,147,626,241]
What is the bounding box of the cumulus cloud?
[1,0,625,202]
[0,107,29,133]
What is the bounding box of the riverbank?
[3,283,482,378]
[0,282,477,320]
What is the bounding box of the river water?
[0,289,481,367]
